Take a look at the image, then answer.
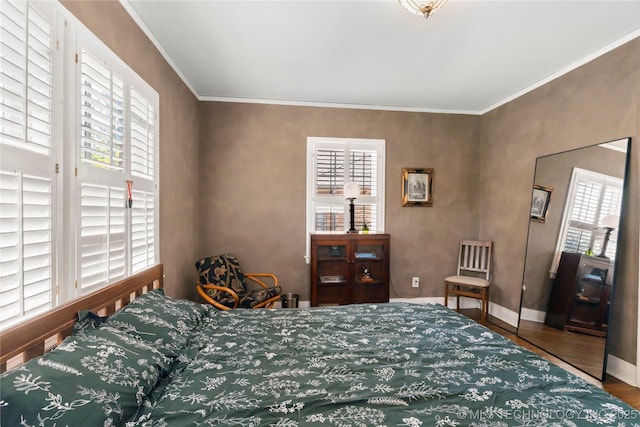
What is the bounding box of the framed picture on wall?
[530,184,553,222]
[402,168,433,206]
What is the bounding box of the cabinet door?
[313,243,350,305]
[351,240,389,303]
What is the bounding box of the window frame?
[305,137,385,262]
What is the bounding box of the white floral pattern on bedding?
[2,294,639,427]
[131,303,639,426]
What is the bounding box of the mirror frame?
[516,137,632,381]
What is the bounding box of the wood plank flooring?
[458,309,640,410]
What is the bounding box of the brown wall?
[60,0,200,299]
[198,104,480,301]
[60,1,638,364]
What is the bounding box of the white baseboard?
[607,354,638,387]
[520,307,546,323]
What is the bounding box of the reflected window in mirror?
[551,168,623,276]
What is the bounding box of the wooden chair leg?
[481,289,488,322]
[444,283,449,307]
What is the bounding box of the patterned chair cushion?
[196,254,246,287]
[196,254,281,309]
[239,286,282,308]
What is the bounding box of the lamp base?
[346,230,358,234]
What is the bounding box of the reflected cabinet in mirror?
[517,138,631,380]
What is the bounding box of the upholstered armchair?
[195,254,282,310]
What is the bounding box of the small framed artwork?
[402,168,433,207]
[530,184,553,222]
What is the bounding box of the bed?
[1,264,639,426]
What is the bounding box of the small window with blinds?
[557,168,623,260]
[307,137,385,240]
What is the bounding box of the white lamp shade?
[343,182,360,199]
[602,214,619,229]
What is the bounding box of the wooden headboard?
[0,264,163,372]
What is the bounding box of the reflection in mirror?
[517,138,631,380]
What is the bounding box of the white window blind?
[130,87,155,179]
[554,168,623,270]
[0,1,55,329]
[0,1,54,155]
[0,171,52,327]
[131,189,155,273]
[80,49,125,171]
[79,183,126,289]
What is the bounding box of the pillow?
[71,310,109,336]
[102,289,210,355]
[0,326,172,426]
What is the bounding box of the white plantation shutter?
[130,189,155,273]
[314,148,346,231]
[1,1,54,155]
[307,138,385,248]
[0,1,55,329]
[80,50,125,171]
[130,87,155,179]
[0,171,52,328]
[349,149,378,231]
[79,183,126,289]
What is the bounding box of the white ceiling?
[121,0,640,115]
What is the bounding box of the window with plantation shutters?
[1,0,160,329]
[0,1,55,330]
[306,137,385,260]
[76,36,159,293]
[553,168,623,273]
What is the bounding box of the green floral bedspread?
[2,293,639,426]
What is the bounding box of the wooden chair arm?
[244,273,278,289]
[196,283,239,310]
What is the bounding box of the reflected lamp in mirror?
[343,182,360,234]
[597,214,619,258]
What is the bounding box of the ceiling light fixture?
[398,0,448,18]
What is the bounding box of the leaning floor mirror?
[517,137,631,380]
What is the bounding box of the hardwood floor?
[458,309,640,410]
[518,319,605,379]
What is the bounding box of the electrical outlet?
[412,276,419,288]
